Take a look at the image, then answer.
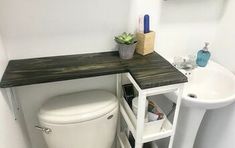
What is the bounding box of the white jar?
[132,97,148,122]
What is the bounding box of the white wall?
[0,34,28,148]
[195,0,235,148]
[1,0,223,60]
[0,35,8,76]
[157,0,224,59]
[211,0,235,72]
[0,0,131,59]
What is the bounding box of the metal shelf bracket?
[4,88,19,120]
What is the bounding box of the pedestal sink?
[165,60,235,148]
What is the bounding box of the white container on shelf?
[132,97,149,122]
[151,141,159,148]
[121,97,172,143]
[144,114,165,134]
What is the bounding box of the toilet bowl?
[38,90,118,148]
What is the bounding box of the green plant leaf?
[114,32,135,45]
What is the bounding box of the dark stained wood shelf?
[0,51,187,89]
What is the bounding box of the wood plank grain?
[0,51,187,89]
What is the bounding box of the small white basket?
[122,97,166,135]
[144,115,165,135]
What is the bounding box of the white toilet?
[38,90,118,148]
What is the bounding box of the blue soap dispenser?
[196,42,211,67]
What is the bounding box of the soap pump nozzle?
[203,42,209,51]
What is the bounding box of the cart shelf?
[120,97,173,143]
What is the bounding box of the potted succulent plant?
[115,32,137,59]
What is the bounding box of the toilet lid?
[38,90,118,124]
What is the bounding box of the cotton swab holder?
[136,31,155,55]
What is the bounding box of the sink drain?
[188,93,197,99]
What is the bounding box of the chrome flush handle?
[35,125,52,134]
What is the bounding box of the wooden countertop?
[0,51,187,89]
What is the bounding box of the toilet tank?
[38,90,118,148]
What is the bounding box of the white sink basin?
[167,60,235,109]
[164,60,235,148]
[182,61,235,109]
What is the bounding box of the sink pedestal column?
[173,106,206,148]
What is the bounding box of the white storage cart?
[116,73,185,148]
